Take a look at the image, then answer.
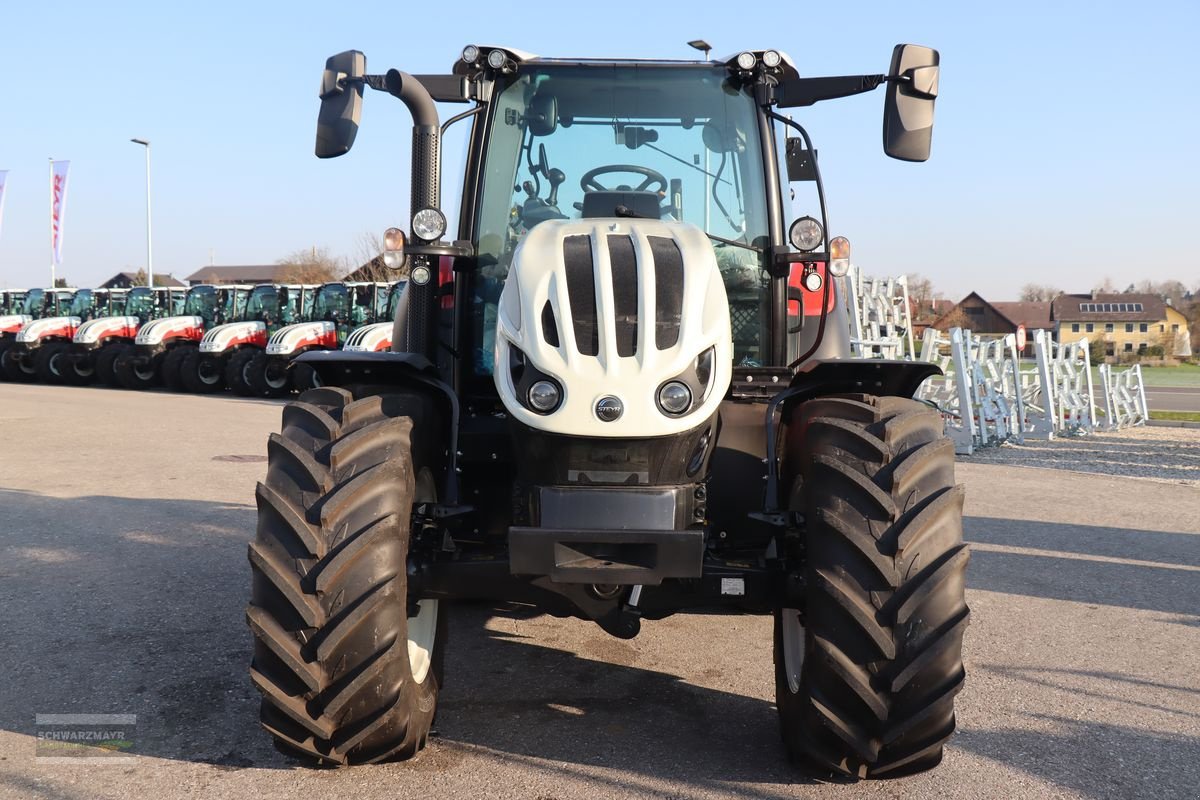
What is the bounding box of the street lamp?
[130,138,153,288]
[687,40,712,61]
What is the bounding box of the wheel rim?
[264,364,288,389]
[134,363,155,381]
[74,361,94,378]
[198,361,221,384]
[408,467,439,685]
[781,608,805,694]
[49,352,64,377]
[408,599,439,684]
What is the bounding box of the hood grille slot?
[649,236,684,350]
[607,235,639,357]
[541,301,560,348]
[563,235,598,356]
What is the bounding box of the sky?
[1,0,1197,300]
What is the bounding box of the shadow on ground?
[962,435,1200,483]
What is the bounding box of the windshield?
[245,286,279,322]
[67,290,91,316]
[184,286,219,325]
[313,284,349,321]
[22,289,44,316]
[126,288,155,318]
[471,64,770,374]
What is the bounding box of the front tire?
[775,394,969,779]
[114,350,160,390]
[2,345,36,382]
[225,349,258,396]
[34,342,70,384]
[94,344,125,387]
[162,345,194,392]
[247,352,292,398]
[182,350,225,393]
[247,386,445,764]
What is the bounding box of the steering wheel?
[580,164,668,194]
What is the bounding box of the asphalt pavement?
[1145,386,1200,413]
[0,384,1197,800]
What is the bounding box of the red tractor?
[184,284,315,394]
[66,287,185,385]
[2,288,112,383]
[114,284,250,391]
[0,289,37,376]
[244,281,389,396]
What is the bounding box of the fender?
[764,358,944,512]
[0,314,32,335]
[16,316,82,344]
[295,350,461,504]
[266,321,338,356]
[74,316,140,345]
[135,315,205,346]
[343,322,393,352]
[200,321,268,354]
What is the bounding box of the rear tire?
[2,345,36,382]
[225,349,258,396]
[291,363,321,392]
[182,350,225,393]
[775,394,969,779]
[34,342,70,384]
[63,351,95,385]
[247,386,445,764]
[94,344,125,387]
[248,352,291,398]
[162,345,193,392]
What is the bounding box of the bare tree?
[276,245,346,284]
[1092,276,1117,294]
[1019,283,1063,302]
[933,306,971,332]
[347,230,399,282]
[905,273,940,317]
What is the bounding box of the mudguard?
[343,322,393,352]
[0,315,32,335]
[135,316,205,346]
[295,350,461,503]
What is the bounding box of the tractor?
[67,287,185,386]
[243,280,389,396]
[246,44,966,779]
[114,284,250,391]
[0,290,27,315]
[342,279,407,352]
[0,289,35,376]
[2,288,108,383]
[186,283,315,395]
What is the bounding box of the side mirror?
[527,91,558,137]
[316,50,367,159]
[883,44,940,162]
[785,138,817,181]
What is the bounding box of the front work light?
[789,216,823,252]
[412,208,447,241]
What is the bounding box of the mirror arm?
[771,74,887,108]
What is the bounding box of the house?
[932,292,1052,354]
[1051,293,1192,360]
[98,271,185,289]
[184,265,292,285]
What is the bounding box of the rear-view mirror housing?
[316,50,366,158]
[883,44,940,162]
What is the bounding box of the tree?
[53,277,68,288]
[276,246,346,284]
[1092,276,1117,294]
[130,269,177,287]
[347,231,400,282]
[1019,283,1063,302]
[934,307,971,332]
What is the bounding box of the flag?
[52,160,70,265]
[0,170,8,239]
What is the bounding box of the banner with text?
[0,171,8,239]
[52,160,70,265]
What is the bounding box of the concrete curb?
[1147,419,1200,429]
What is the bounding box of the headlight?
[829,236,851,277]
[658,381,692,415]
[528,380,562,413]
[411,208,446,241]
[789,216,823,252]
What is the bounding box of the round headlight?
[411,208,446,241]
[762,50,782,68]
[462,45,480,64]
[658,381,692,415]
[736,52,757,71]
[410,265,431,285]
[528,380,561,413]
[829,236,851,277]
[486,49,507,70]
[789,216,823,252]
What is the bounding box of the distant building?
[933,292,1051,354]
[1051,293,1191,360]
[99,271,185,289]
[184,265,291,286]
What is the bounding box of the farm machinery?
[240,42,966,778]
[243,280,389,396]
[114,284,251,390]
[66,287,184,385]
[186,283,315,395]
[1,288,110,383]
[342,279,407,352]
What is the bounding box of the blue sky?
[1,0,1196,300]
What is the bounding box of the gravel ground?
[962,426,1200,486]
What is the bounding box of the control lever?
[546,168,565,206]
[522,180,537,199]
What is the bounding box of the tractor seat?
[581,190,662,220]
